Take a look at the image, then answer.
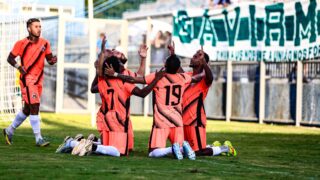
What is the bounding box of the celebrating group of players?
[3,18,237,160]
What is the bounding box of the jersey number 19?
[164,85,181,106]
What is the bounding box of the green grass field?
[0,113,320,179]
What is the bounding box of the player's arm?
[191,72,205,83]
[7,53,27,75]
[44,42,57,65]
[199,50,213,86]
[136,44,147,76]
[45,53,57,65]
[104,65,146,84]
[90,74,99,93]
[97,46,107,77]
[131,69,165,98]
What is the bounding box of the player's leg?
[148,147,173,158]
[3,82,30,145]
[92,143,120,157]
[197,143,232,156]
[29,103,49,146]
[28,83,49,146]
[3,103,30,145]
[75,131,120,157]
[56,134,84,153]
[170,126,195,160]
[148,128,176,158]
[184,125,212,156]
[128,119,134,152]
[184,125,221,156]
[184,125,227,156]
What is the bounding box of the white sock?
[212,146,229,156]
[69,140,79,148]
[212,146,222,156]
[29,115,42,142]
[7,111,27,135]
[95,145,120,157]
[148,147,172,158]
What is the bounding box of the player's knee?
[29,103,40,115]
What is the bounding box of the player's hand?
[101,34,107,49]
[48,56,57,65]
[104,63,115,77]
[167,41,175,55]
[138,44,148,59]
[155,67,165,80]
[18,66,27,75]
[198,46,206,66]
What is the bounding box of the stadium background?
[0,0,320,179]
[0,0,319,127]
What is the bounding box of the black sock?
[196,148,213,156]
[92,144,97,151]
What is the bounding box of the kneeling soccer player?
[107,52,199,160]
[182,49,237,157]
[89,56,164,156]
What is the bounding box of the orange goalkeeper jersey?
[11,37,51,81]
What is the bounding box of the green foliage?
[0,113,319,179]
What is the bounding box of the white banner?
[173,0,320,61]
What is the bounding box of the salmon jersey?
[145,72,192,128]
[182,72,211,127]
[98,77,136,132]
[98,69,137,115]
[11,37,51,81]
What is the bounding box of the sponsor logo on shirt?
[41,45,46,52]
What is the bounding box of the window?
[49,7,59,13]
[36,7,45,12]
[22,6,32,12]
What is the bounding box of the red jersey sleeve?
[11,41,23,57]
[144,72,156,85]
[45,40,52,55]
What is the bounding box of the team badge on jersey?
[32,93,37,99]
[41,45,46,52]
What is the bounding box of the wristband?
[114,72,119,77]
[14,64,20,69]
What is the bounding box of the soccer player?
[182,49,237,157]
[95,37,147,152]
[89,55,164,156]
[3,18,57,146]
[106,53,198,160]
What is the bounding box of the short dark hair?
[104,56,121,73]
[26,18,40,28]
[165,55,181,74]
[204,52,210,63]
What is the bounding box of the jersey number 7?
[107,89,114,110]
